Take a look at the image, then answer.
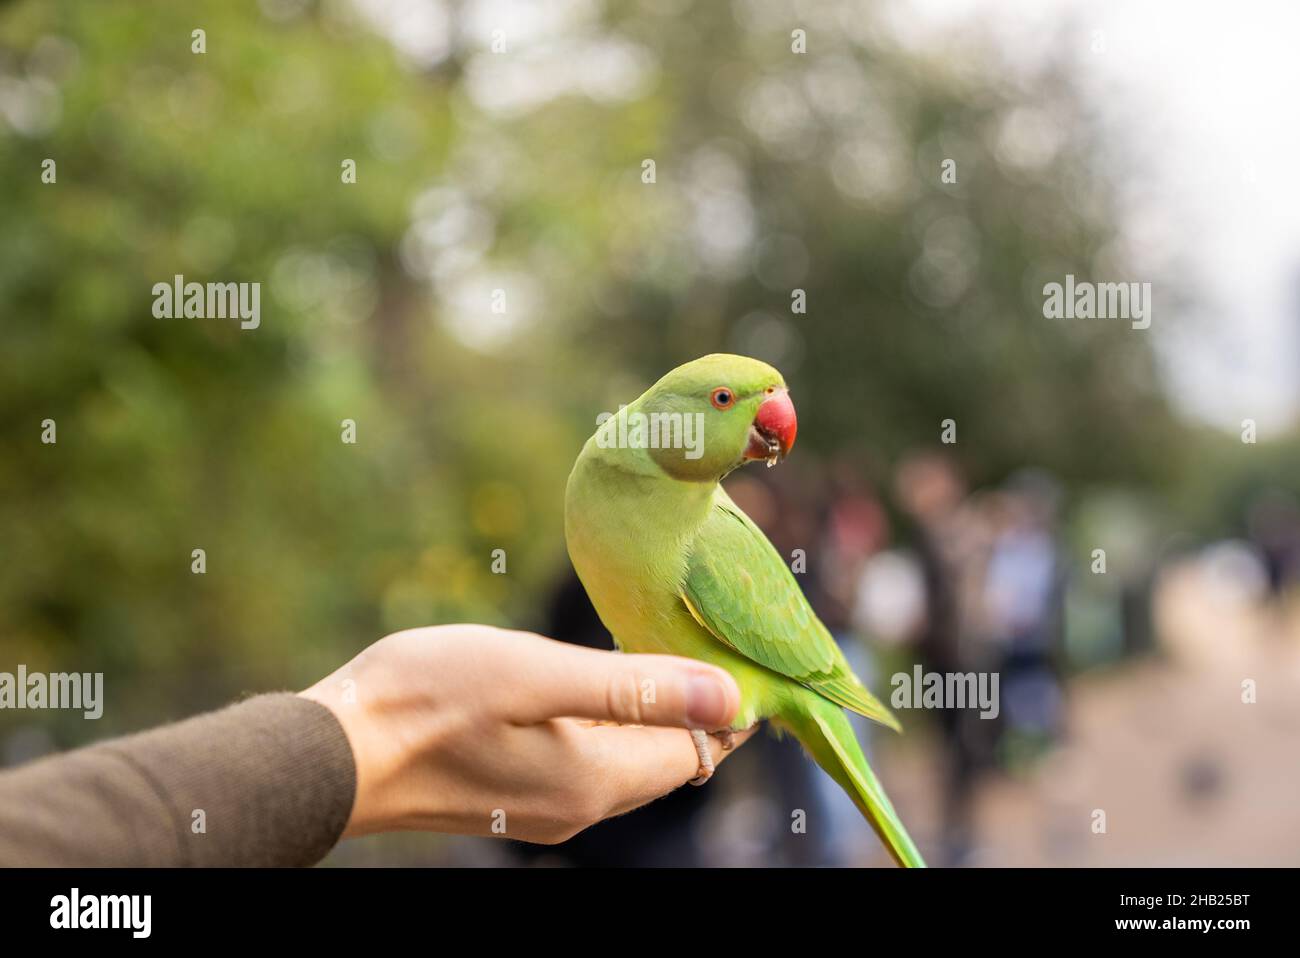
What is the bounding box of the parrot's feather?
[680,489,900,732]
[776,693,926,867]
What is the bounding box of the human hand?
[300,625,755,844]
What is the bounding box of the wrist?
[299,677,401,838]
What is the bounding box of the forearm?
[0,693,356,867]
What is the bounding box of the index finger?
[504,639,741,731]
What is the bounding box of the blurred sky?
[906,0,1300,434]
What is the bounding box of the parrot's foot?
[688,728,715,785]
[714,728,735,752]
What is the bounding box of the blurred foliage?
[0,0,1274,741]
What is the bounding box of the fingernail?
[686,675,728,729]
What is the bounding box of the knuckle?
[605,671,645,725]
[551,718,589,758]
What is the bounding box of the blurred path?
[882,557,1300,866]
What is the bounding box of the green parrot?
[564,353,925,867]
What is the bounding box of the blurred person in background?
[892,450,992,865]
[1246,489,1300,607]
[980,471,1067,772]
[804,459,898,865]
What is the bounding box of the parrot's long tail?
[780,693,926,867]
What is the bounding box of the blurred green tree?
[0,0,1205,745]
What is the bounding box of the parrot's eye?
[710,387,734,410]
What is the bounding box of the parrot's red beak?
[744,388,797,466]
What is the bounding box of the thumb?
[513,641,740,730]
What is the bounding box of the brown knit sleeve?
[0,693,356,867]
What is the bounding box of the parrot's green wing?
[680,491,900,732]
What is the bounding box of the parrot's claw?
[688,728,715,785]
[715,728,736,751]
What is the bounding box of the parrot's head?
[635,353,797,482]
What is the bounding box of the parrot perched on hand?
[564,353,925,867]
